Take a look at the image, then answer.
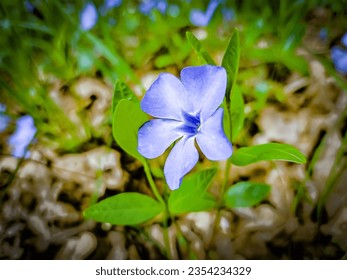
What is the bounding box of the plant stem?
[144,162,165,205]
[208,158,232,249]
[143,161,172,259]
[221,158,232,202]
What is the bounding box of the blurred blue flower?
[100,0,122,15]
[104,0,122,9]
[222,7,235,22]
[331,46,347,74]
[80,2,98,30]
[0,103,10,133]
[24,0,35,13]
[139,0,167,15]
[138,65,232,190]
[190,0,220,26]
[8,115,36,158]
[342,33,347,47]
[319,28,328,41]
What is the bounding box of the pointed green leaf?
[230,84,244,141]
[224,181,271,208]
[84,192,164,225]
[230,143,307,166]
[112,81,139,115]
[168,168,217,215]
[186,31,216,65]
[222,28,240,99]
[112,99,147,163]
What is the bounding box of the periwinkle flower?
[100,0,122,15]
[8,115,36,158]
[331,47,347,74]
[138,65,232,190]
[342,33,347,47]
[104,0,122,9]
[80,2,98,30]
[319,28,328,41]
[190,0,220,26]
[0,103,10,133]
[139,0,167,15]
[331,32,347,75]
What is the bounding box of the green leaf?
[112,99,147,163]
[186,31,216,65]
[168,168,217,215]
[230,143,307,166]
[112,81,139,115]
[224,181,271,208]
[230,84,244,141]
[222,28,240,99]
[84,192,164,225]
[154,54,175,68]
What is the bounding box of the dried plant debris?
[0,145,125,259]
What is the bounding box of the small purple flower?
[0,103,10,133]
[8,115,36,158]
[331,46,347,75]
[138,65,232,190]
[104,0,122,9]
[222,7,235,22]
[190,0,220,26]
[100,0,122,15]
[319,28,328,41]
[139,0,167,15]
[80,2,98,30]
[342,33,347,47]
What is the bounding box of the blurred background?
[0,0,347,259]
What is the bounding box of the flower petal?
[331,46,347,74]
[342,32,347,47]
[196,108,232,160]
[141,73,192,120]
[80,3,98,31]
[8,115,36,158]
[180,65,227,121]
[164,137,199,190]
[189,0,219,27]
[138,119,183,159]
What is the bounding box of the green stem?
[208,158,232,249]
[143,161,172,259]
[220,159,232,203]
[143,162,165,205]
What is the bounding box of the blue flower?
[100,0,122,15]
[0,103,10,133]
[342,33,347,47]
[80,2,98,30]
[139,0,167,15]
[8,115,36,158]
[331,46,347,74]
[319,28,328,41]
[138,65,232,190]
[189,0,220,26]
[330,32,347,75]
[104,0,122,9]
